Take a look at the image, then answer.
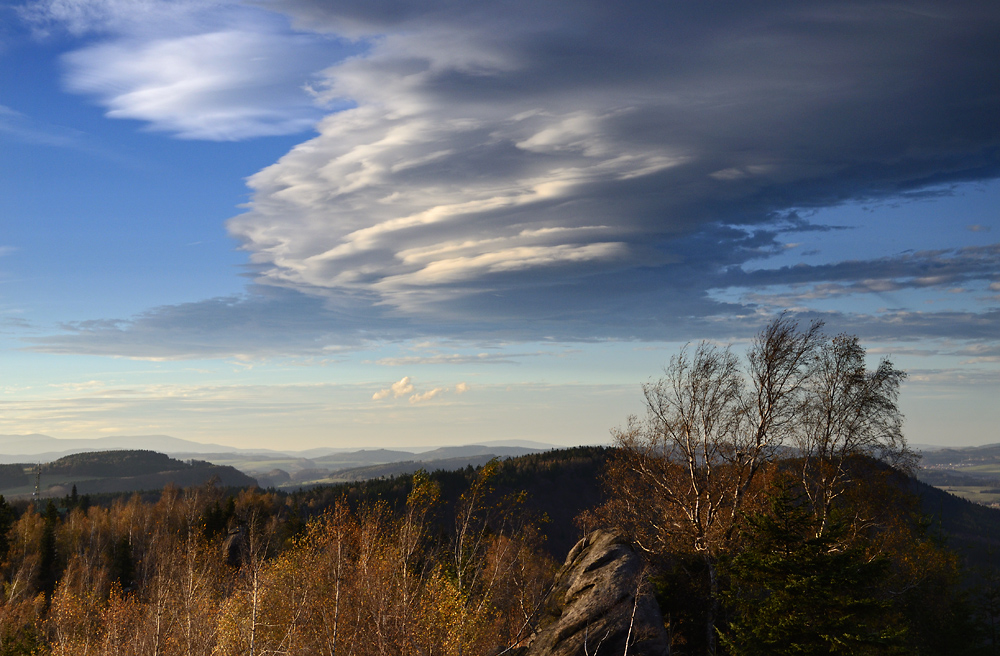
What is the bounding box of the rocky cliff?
[520,529,669,656]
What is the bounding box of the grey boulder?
[520,529,669,656]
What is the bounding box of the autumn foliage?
[0,462,556,656]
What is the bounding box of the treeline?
[0,461,557,655]
[0,447,997,654]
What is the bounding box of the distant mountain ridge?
[0,435,558,491]
[0,434,239,462]
[0,434,560,461]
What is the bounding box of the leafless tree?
[606,315,913,655]
[794,333,912,534]
[614,316,821,558]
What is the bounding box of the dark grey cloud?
[28,287,1000,360]
[25,283,741,358]
[228,0,1000,325]
[820,308,1000,344]
[26,287,378,359]
[724,243,1000,294]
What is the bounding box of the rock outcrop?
[521,529,669,656]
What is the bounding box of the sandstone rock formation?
[521,529,669,656]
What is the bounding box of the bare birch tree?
[794,333,912,534]
[603,315,913,655]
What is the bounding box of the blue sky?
[0,0,998,450]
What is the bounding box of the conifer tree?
[721,484,906,656]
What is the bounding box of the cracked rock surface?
[521,529,669,656]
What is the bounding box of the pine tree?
[721,485,906,655]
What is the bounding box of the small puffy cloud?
[455,382,468,394]
[391,376,414,397]
[409,387,445,404]
[373,376,415,400]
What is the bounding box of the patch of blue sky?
[0,6,364,324]
[742,180,1000,273]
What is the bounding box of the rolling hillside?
[0,450,255,498]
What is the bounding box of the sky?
[0,0,998,451]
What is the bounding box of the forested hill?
[913,474,1000,568]
[45,450,195,478]
[280,446,1000,566]
[3,449,256,497]
[310,445,612,558]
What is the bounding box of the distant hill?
[0,434,240,461]
[320,455,502,483]
[2,449,255,498]
[0,434,552,472]
[310,449,420,468]
[914,443,1000,504]
[45,450,188,478]
[920,443,1000,467]
[247,446,546,490]
[413,445,544,461]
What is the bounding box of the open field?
[932,485,1000,507]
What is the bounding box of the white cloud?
[233,94,678,314]
[24,0,356,140]
[409,387,444,403]
[391,376,414,397]
[455,382,468,394]
[64,30,327,140]
[373,375,415,400]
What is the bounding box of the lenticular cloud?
[229,0,1000,321]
